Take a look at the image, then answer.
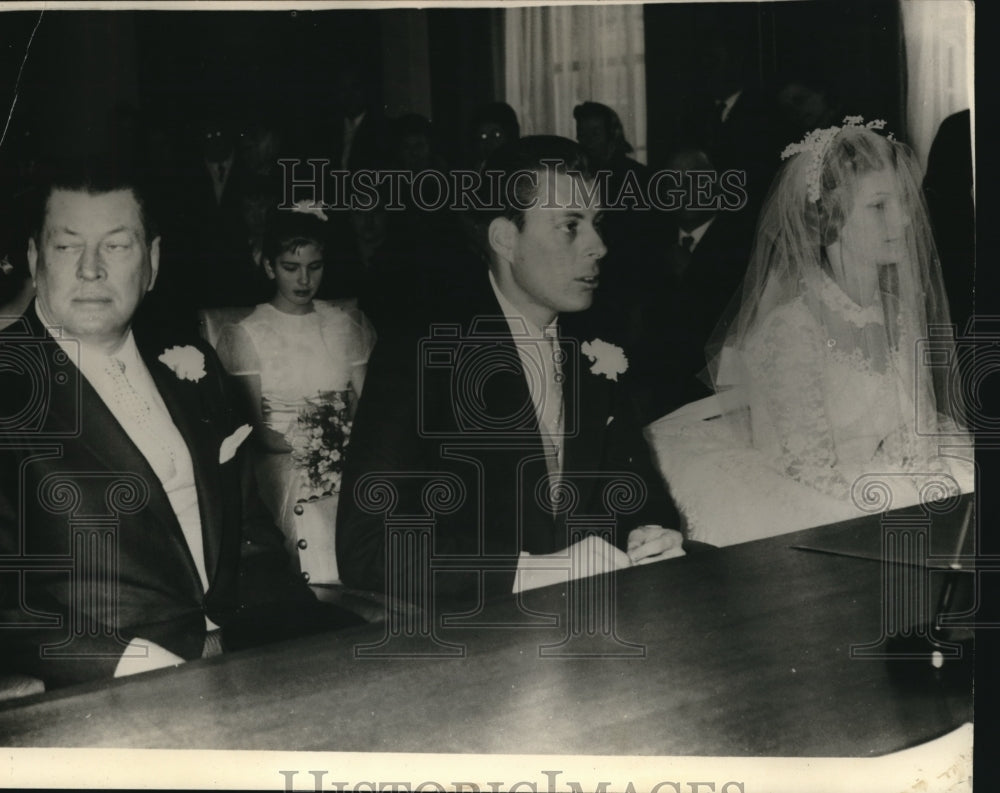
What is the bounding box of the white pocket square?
[219,424,253,464]
[606,416,615,426]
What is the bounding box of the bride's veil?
[703,120,965,463]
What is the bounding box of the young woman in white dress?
[218,206,375,583]
[648,118,973,545]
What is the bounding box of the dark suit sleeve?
[336,325,511,604]
[604,384,682,550]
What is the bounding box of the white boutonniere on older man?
[158,345,206,382]
[581,339,628,382]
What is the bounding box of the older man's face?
[28,189,159,349]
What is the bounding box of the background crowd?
[0,6,974,425]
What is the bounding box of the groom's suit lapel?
[464,282,541,438]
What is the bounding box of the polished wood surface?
[0,500,972,755]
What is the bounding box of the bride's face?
[266,242,324,314]
[825,168,910,304]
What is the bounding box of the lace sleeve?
[746,302,852,499]
[215,323,261,376]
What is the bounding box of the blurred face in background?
[475,122,508,163]
[399,133,431,172]
[575,116,612,165]
[201,123,234,164]
[777,82,836,134]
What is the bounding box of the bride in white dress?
[648,118,973,546]
[217,206,375,583]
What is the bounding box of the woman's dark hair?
[262,206,330,264]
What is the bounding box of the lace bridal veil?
[650,118,973,545]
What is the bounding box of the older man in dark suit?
[0,160,362,690]
[337,136,684,609]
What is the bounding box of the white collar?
[488,271,558,340]
[344,111,367,131]
[813,269,883,328]
[678,216,715,250]
[718,89,743,123]
[206,153,234,175]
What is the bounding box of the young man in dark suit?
[0,160,362,689]
[337,136,684,610]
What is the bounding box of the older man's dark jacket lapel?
[17,306,206,592]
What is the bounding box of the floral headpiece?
[781,115,895,203]
[290,200,329,222]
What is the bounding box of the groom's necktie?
[104,356,177,483]
[540,328,565,504]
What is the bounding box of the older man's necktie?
[104,357,177,482]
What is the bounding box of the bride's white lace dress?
[218,300,375,582]
[648,275,974,547]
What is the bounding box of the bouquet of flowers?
[289,392,353,501]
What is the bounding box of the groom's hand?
[513,535,632,594]
[627,525,685,565]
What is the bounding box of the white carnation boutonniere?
[158,345,206,382]
[581,339,628,382]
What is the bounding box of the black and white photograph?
[0,1,987,790]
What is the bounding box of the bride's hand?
[627,525,685,565]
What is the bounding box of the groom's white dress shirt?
[488,272,565,473]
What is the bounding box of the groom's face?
[498,171,607,324]
[28,189,160,349]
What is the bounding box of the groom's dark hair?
[28,155,159,245]
[470,134,594,264]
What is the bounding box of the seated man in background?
[0,158,364,690]
[337,135,686,610]
[630,146,756,422]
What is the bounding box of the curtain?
[900,0,973,169]
[505,4,647,163]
